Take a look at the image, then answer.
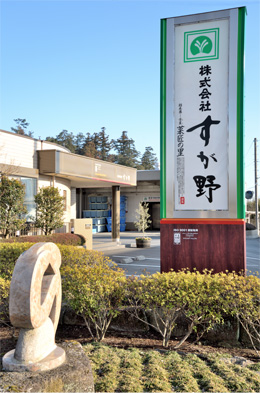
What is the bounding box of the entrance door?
[149,202,160,229]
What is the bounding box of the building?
[0,129,137,237]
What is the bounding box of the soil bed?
[1,324,259,366]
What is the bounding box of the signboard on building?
[160,8,246,219]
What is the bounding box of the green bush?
[1,241,259,354]
[1,233,85,246]
[0,242,111,280]
[0,242,33,279]
[126,270,260,349]
[0,276,10,326]
[127,269,228,347]
[219,273,260,354]
[59,246,112,272]
[62,260,126,341]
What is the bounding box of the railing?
[2,222,71,239]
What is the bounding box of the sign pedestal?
[160,219,246,273]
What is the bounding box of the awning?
[38,150,137,188]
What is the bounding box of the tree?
[0,176,27,238]
[96,127,112,161]
[46,130,76,153]
[45,136,57,144]
[113,131,140,168]
[247,199,260,212]
[134,202,151,237]
[34,186,64,235]
[11,118,34,137]
[84,133,98,158]
[74,132,86,155]
[55,130,76,153]
[140,146,158,170]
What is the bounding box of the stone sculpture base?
[2,317,66,372]
[0,341,94,393]
[2,346,66,372]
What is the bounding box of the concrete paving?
[92,231,260,277]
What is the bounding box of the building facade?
[0,129,137,236]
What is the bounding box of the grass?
[84,343,260,392]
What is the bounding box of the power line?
[245,140,254,157]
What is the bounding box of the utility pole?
[254,138,259,234]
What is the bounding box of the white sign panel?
[174,19,229,211]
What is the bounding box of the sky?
[0,0,259,194]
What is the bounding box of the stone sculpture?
[2,242,66,372]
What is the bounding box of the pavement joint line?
[246,257,260,260]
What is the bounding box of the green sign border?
[236,7,246,219]
[160,18,167,219]
[160,8,246,219]
[184,28,219,62]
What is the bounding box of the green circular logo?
[190,36,212,55]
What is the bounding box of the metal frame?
[160,8,246,219]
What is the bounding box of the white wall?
[124,192,160,222]
[0,130,69,169]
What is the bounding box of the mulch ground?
[1,324,259,366]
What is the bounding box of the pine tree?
[140,146,158,170]
[75,132,86,155]
[11,118,34,137]
[84,133,98,158]
[113,131,140,168]
[55,130,76,153]
[97,127,112,161]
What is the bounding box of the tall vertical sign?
[160,8,246,273]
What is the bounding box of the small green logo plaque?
[184,28,219,62]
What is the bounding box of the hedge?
[0,242,111,279]
[0,243,259,352]
[63,261,126,341]
[126,270,260,348]
[1,233,85,246]
[0,276,10,326]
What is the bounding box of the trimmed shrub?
[62,260,126,341]
[126,270,260,349]
[58,246,113,272]
[1,233,85,246]
[126,269,228,348]
[0,276,10,325]
[0,242,33,279]
[0,243,111,280]
[219,272,260,354]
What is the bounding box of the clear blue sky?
[0,0,259,192]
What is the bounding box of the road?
[93,231,260,277]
